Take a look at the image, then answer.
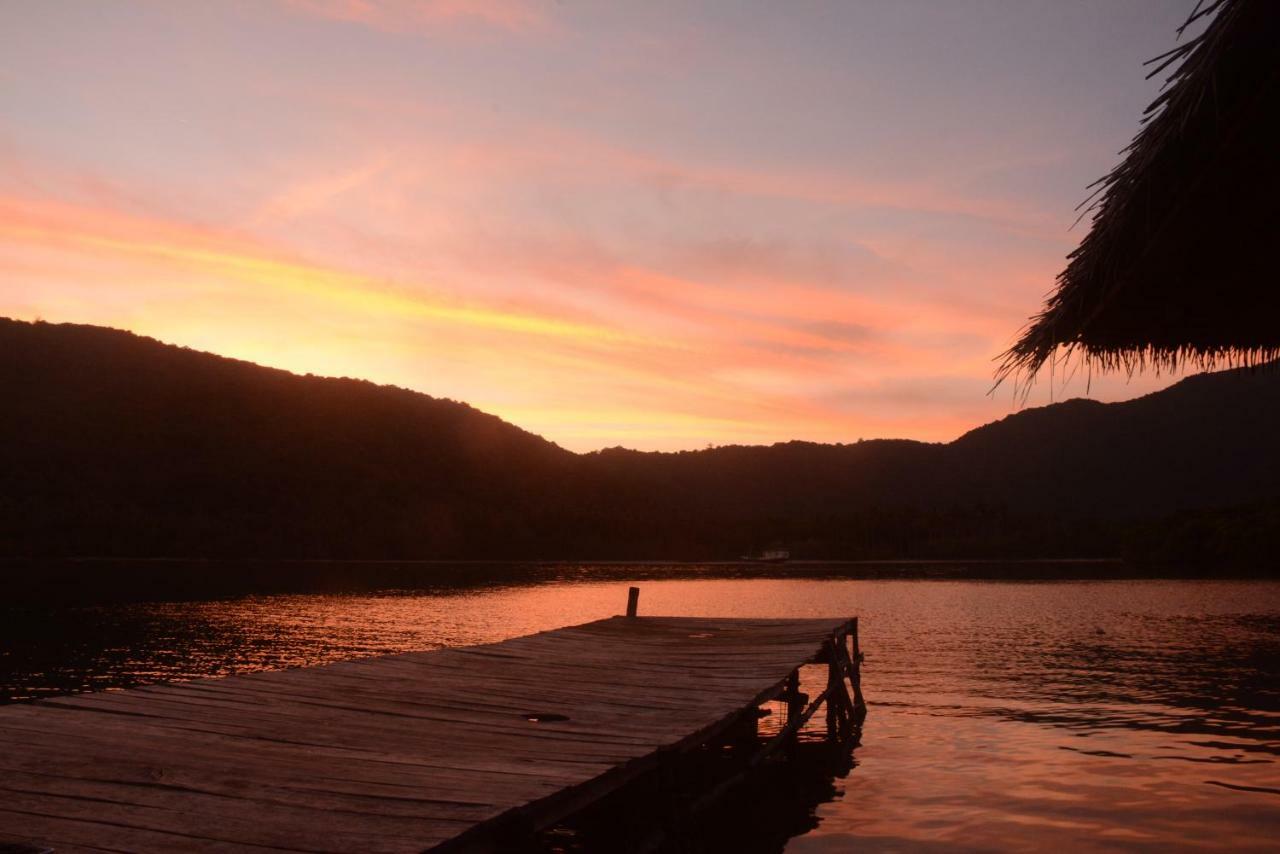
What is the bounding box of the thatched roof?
[998,0,1280,388]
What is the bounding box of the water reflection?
[3,573,1279,850]
[544,717,861,853]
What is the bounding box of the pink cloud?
[284,0,546,33]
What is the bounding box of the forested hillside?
[3,318,1277,564]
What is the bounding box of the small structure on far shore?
[741,547,792,563]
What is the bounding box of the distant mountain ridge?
[2,317,1277,563]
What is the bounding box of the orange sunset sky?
[1,1,1204,451]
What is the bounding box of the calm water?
[4,572,1279,850]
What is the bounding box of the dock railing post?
[819,621,865,743]
[626,586,640,617]
[785,670,802,717]
[850,618,866,715]
[784,669,804,750]
[825,641,841,740]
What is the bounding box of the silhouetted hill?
[2,318,1277,564]
[1,318,575,558]
[945,371,1280,516]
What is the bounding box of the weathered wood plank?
[0,615,852,853]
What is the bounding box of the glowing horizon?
[1,1,1202,451]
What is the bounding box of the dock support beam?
[626,586,640,617]
[550,617,866,850]
[849,619,866,715]
[783,669,805,736]
[826,647,842,740]
[820,619,865,741]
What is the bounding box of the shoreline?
[2,557,1274,606]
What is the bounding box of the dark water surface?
[3,569,1279,851]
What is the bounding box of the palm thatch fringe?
[996,0,1280,394]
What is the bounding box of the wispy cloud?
[0,1,1191,449]
[0,189,1013,448]
[283,0,547,33]
[0,196,633,346]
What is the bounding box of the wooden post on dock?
[626,586,640,617]
[850,618,866,716]
[784,670,801,715]
[821,622,865,741]
[826,641,842,740]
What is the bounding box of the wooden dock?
[0,608,864,852]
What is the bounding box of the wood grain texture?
[0,615,852,853]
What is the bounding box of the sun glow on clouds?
[284,0,545,33]
[0,189,999,448]
[0,1,1192,451]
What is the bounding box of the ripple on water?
[2,575,1278,850]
